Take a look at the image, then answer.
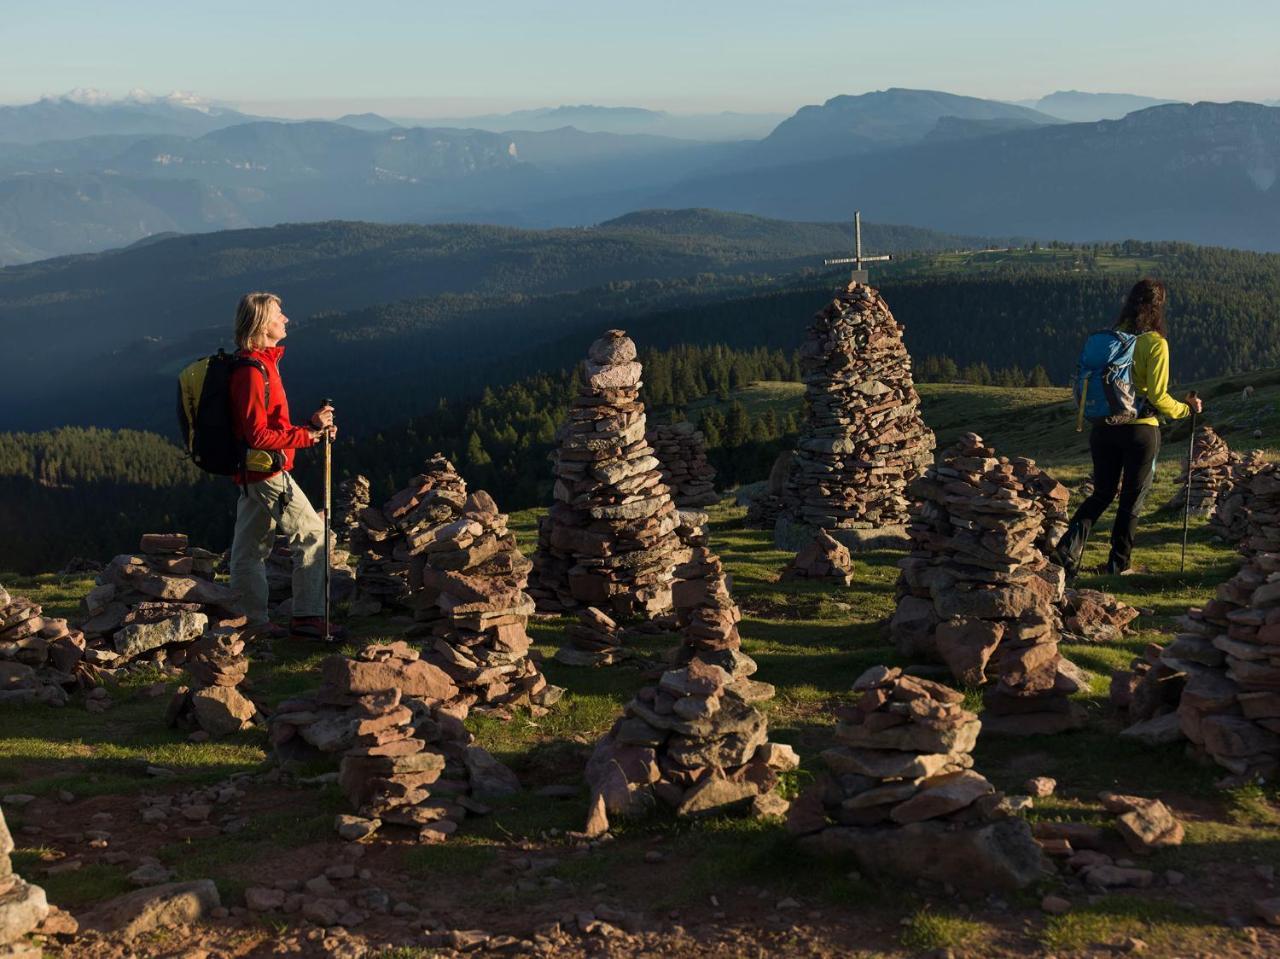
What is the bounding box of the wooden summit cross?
[824,210,891,284]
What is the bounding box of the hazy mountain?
[396,104,785,141]
[0,213,994,432]
[923,116,1046,142]
[741,89,1058,167]
[333,112,400,131]
[0,90,260,144]
[652,102,1280,251]
[1029,90,1184,122]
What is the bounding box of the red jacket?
[229,346,315,483]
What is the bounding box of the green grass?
[899,906,988,952]
[1041,896,1228,953]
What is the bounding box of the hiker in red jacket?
[227,292,341,641]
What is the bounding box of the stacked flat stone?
[781,282,935,542]
[0,584,86,706]
[789,666,1044,890]
[0,806,49,959]
[74,534,242,678]
[271,642,519,842]
[334,474,372,548]
[529,330,684,618]
[585,545,788,826]
[1168,468,1280,779]
[165,628,259,738]
[781,530,855,586]
[1162,426,1233,515]
[647,421,719,508]
[745,451,796,530]
[350,456,467,616]
[1057,588,1140,644]
[409,489,564,715]
[892,434,1085,735]
[555,607,627,667]
[1209,451,1270,544]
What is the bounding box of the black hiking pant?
[1055,422,1160,575]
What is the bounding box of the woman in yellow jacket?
[1055,278,1203,577]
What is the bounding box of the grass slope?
[3,378,1280,955]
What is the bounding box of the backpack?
[176,350,270,475]
[1074,330,1146,427]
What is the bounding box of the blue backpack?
[1074,330,1144,427]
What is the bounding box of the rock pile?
[0,806,50,959]
[0,585,86,706]
[744,451,795,530]
[585,544,788,827]
[271,642,520,842]
[410,488,564,715]
[555,607,627,667]
[1162,425,1233,515]
[789,666,1045,890]
[892,434,1086,735]
[1167,473,1280,779]
[647,421,718,508]
[165,629,259,739]
[1208,450,1270,545]
[781,530,855,586]
[1057,588,1140,644]
[334,475,372,548]
[779,282,935,547]
[530,331,684,618]
[349,456,468,616]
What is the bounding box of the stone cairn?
[788,666,1045,890]
[529,330,684,618]
[745,451,796,530]
[780,282,935,546]
[1161,425,1232,515]
[1,805,50,959]
[1057,588,1140,644]
[271,642,519,843]
[350,454,471,614]
[781,529,855,586]
[646,421,719,508]
[351,455,561,715]
[0,584,86,707]
[1208,448,1269,544]
[165,628,259,739]
[334,474,372,549]
[584,540,791,829]
[891,434,1086,735]
[1163,466,1280,780]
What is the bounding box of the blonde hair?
[234,292,282,350]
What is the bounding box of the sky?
[3,0,1277,116]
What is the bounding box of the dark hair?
[1115,277,1168,337]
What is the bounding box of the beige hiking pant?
[229,472,325,625]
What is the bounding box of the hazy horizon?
[4,0,1277,115]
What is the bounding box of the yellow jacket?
[1130,331,1190,426]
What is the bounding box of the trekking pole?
[1181,392,1199,574]
[322,398,333,640]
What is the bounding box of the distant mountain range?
[0,88,1277,263]
[0,212,999,433]
[1016,90,1183,122]
[388,104,786,141]
[0,90,259,143]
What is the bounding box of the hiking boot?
[289,616,347,642]
[242,621,286,642]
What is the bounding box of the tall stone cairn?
[0,805,51,959]
[1162,425,1233,515]
[333,474,372,549]
[782,282,935,541]
[1169,466,1280,780]
[1208,447,1269,544]
[646,421,719,508]
[529,330,684,618]
[787,666,1045,891]
[584,543,791,828]
[891,433,1086,735]
[270,642,520,843]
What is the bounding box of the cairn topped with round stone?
[529,330,685,619]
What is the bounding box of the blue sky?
[4,0,1276,115]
